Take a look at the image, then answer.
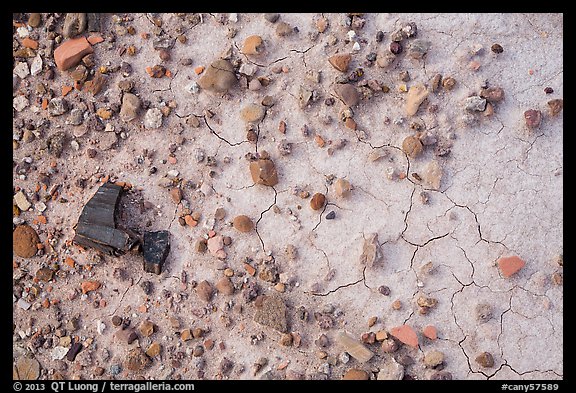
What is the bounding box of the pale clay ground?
[13,13,563,380]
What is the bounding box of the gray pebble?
[464,96,487,112]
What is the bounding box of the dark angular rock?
[66,342,83,361]
[73,183,138,255]
[87,13,101,32]
[143,230,170,274]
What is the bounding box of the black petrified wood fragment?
[143,230,170,274]
[73,182,138,255]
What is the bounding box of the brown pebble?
[242,35,265,55]
[279,333,293,346]
[250,157,279,186]
[391,299,402,310]
[310,193,326,210]
[524,109,542,129]
[13,224,40,258]
[158,49,171,61]
[233,215,254,233]
[342,369,369,380]
[442,76,456,91]
[475,352,494,368]
[402,135,423,158]
[551,272,563,285]
[547,99,563,116]
[368,316,377,327]
[480,87,505,103]
[170,188,182,204]
[334,178,351,197]
[196,280,214,302]
[181,329,192,341]
[381,338,399,353]
[328,53,352,72]
[491,43,503,53]
[215,276,235,295]
[94,366,105,376]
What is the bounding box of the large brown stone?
[13,225,40,258]
[54,37,93,71]
[250,159,278,186]
[334,83,359,107]
[198,59,236,93]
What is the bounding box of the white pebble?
[352,42,361,52]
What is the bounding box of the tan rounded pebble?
[424,350,444,368]
[250,158,279,186]
[342,369,369,380]
[310,193,326,210]
[334,178,351,197]
[402,135,423,158]
[215,276,234,295]
[241,103,266,123]
[145,342,161,357]
[442,76,456,91]
[391,299,402,310]
[196,280,213,302]
[475,352,494,368]
[548,99,563,116]
[198,59,236,93]
[279,333,293,346]
[242,35,265,55]
[233,215,254,232]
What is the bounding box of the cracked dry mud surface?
[13,13,563,380]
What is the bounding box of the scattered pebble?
[198,59,236,93]
[335,332,373,363]
[241,103,266,123]
[547,99,563,116]
[424,350,444,368]
[475,352,494,368]
[334,83,359,107]
[120,93,140,122]
[408,39,431,59]
[421,160,443,190]
[491,43,503,53]
[233,215,254,233]
[144,108,163,129]
[465,95,487,112]
[215,277,235,295]
[334,178,351,197]
[250,156,279,186]
[524,109,542,129]
[276,21,294,37]
[423,325,437,340]
[497,255,525,278]
[242,35,265,55]
[377,358,404,380]
[196,280,214,302]
[125,348,151,372]
[328,53,352,72]
[342,369,369,380]
[480,87,505,103]
[253,295,288,333]
[359,233,383,267]
[405,83,429,116]
[13,224,40,258]
[310,193,326,210]
[326,211,336,220]
[389,325,418,348]
[402,135,424,158]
